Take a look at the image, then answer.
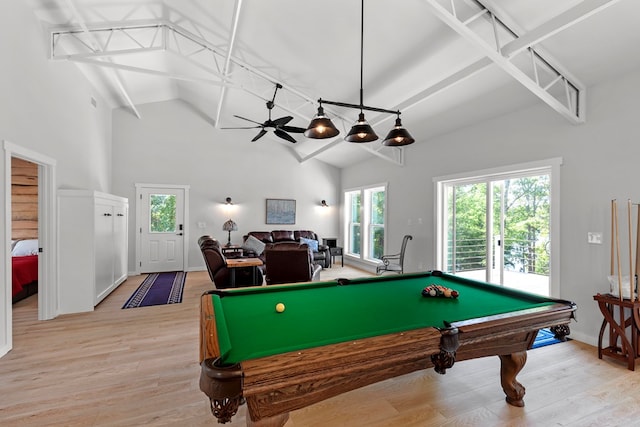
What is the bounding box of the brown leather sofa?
[198,235,263,288]
[242,230,331,268]
[263,242,322,285]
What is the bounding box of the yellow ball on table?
[275,303,286,313]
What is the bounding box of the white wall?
[0,3,113,191]
[1,0,113,355]
[341,69,640,346]
[111,99,341,272]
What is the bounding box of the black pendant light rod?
[359,0,364,111]
[304,0,414,145]
[318,98,399,116]
[315,0,401,117]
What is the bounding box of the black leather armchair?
[198,235,263,288]
[264,242,322,285]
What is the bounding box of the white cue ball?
[275,303,285,313]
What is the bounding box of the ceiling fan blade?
[234,115,265,126]
[280,125,306,133]
[252,129,268,142]
[274,129,297,143]
[221,126,261,130]
[272,116,293,126]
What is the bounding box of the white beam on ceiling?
[422,0,585,124]
[214,0,243,129]
[337,0,614,139]
[49,19,404,166]
[501,0,623,58]
[65,56,228,86]
[59,0,141,119]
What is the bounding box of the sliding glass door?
[437,161,559,296]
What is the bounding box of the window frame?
[344,183,388,264]
[434,158,562,297]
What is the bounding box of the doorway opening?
[3,141,57,357]
[435,158,561,297]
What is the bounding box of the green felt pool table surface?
[209,271,559,364]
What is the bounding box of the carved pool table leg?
[498,351,527,407]
[246,412,289,427]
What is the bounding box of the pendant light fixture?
[304,101,340,139]
[382,113,415,146]
[305,0,414,147]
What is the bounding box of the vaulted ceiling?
[27,0,640,167]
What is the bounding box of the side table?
[330,247,343,267]
[222,245,243,258]
[226,257,263,286]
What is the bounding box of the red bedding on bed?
[12,255,38,297]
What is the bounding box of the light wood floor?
[3,267,639,426]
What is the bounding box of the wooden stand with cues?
[594,199,640,370]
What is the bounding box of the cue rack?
[593,199,640,370]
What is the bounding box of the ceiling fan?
[222,83,306,143]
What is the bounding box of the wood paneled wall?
[12,157,38,240]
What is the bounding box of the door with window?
[436,161,560,296]
[138,186,186,273]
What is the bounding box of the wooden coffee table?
[226,257,263,286]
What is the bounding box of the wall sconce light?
[225,197,233,205]
[321,200,329,207]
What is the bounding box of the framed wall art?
[266,198,296,224]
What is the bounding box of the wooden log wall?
[12,157,38,240]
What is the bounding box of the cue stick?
[636,203,640,302]
[611,199,615,276]
[629,199,634,301]
[614,200,623,300]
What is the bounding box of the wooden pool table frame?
[199,273,576,427]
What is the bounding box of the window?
[345,184,387,262]
[435,159,561,297]
[149,194,177,233]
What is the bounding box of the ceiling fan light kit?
[304,0,414,147]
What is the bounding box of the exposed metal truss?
[49,17,405,165]
[422,0,589,124]
[47,0,621,166]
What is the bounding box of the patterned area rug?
[122,271,186,309]
[532,328,564,349]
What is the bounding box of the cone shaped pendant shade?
[304,105,340,139]
[345,112,378,142]
[383,116,415,146]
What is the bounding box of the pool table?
[199,271,576,426]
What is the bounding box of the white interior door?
[138,187,185,273]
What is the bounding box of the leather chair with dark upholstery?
[263,242,322,285]
[198,235,263,288]
[294,230,330,268]
[243,230,330,268]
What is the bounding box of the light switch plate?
[588,232,603,244]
